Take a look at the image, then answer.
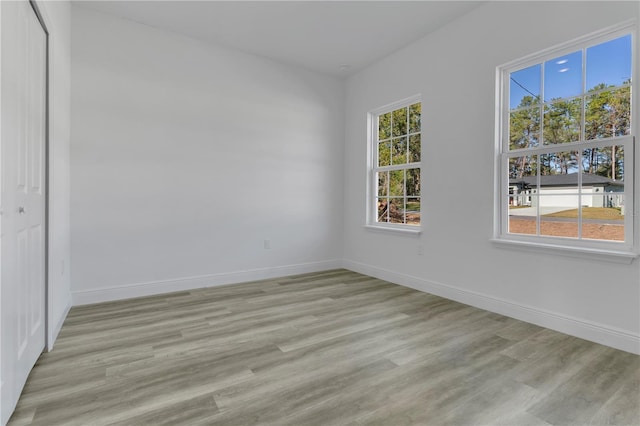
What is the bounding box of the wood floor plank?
[528,346,640,425]
[589,362,640,425]
[511,335,605,394]
[7,269,639,425]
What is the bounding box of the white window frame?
[366,95,422,234]
[493,22,638,262]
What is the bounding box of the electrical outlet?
[417,244,423,256]
[264,239,271,250]
[61,260,65,275]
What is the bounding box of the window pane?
[544,50,582,101]
[508,155,537,207]
[377,171,388,196]
[539,152,578,239]
[583,195,625,242]
[582,145,625,241]
[592,188,625,209]
[378,112,391,141]
[389,198,404,224]
[585,86,631,140]
[508,188,536,208]
[508,155,537,234]
[392,107,407,137]
[508,155,537,179]
[586,35,632,91]
[389,170,404,197]
[409,103,421,133]
[510,107,540,149]
[510,64,541,110]
[378,141,391,167]
[406,168,420,196]
[540,195,579,238]
[406,197,420,226]
[581,151,624,241]
[377,198,389,222]
[409,135,420,163]
[540,151,579,177]
[508,195,537,235]
[392,137,407,165]
[543,99,582,145]
[583,146,624,181]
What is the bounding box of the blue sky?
[509,34,631,109]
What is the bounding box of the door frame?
[27,0,50,352]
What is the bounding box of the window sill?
[491,238,638,264]
[365,224,421,236]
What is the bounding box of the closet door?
[1,1,47,423]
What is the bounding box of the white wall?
[343,1,640,354]
[69,2,638,354]
[38,0,72,350]
[70,6,344,303]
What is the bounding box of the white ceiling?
[75,1,484,77]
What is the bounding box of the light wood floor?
[8,269,640,425]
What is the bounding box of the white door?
[0,1,47,423]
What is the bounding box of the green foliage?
[378,112,391,140]
[392,137,407,165]
[540,151,578,176]
[543,98,581,145]
[409,135,420,163]
[392,108,407,136]
[583,146,624,180]
[406,200,420,211]
[509,101,540,150]
[509,155,536,179]
[409,103,421,134]
[509,80,630,181]
[378,141,391,167]
[389,170,404,196]
[406,168,420,196]
[378,172,388,196]
[585,82,630,140]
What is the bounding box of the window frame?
[367,95,422,233]
[494,22,638,260]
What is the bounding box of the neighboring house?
[509,173,624,209]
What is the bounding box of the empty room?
[1,0,639,425]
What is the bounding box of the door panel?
[1,1,47,423]
[16,229,28,358]
[29,224,44,335]
[29,15,44,196]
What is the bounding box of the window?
[496,24,636,255]
[368,96,421,230]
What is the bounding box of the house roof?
[509,173,624,188]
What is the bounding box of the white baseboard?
[47,298,72,351]
[343,259,640,355]
[72,260,342,306]
[69,257,639,354]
